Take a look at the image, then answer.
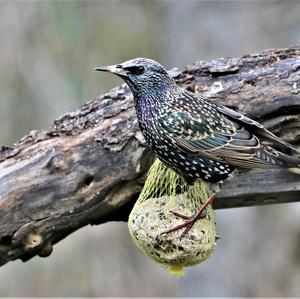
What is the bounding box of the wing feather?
[158,109,278,169]
[217,104,300,154]
[157,89,299,169]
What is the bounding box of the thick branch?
[0,47,299,266]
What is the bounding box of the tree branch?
[0,46,299,266]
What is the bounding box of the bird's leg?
[161,192,217,237]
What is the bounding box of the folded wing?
[158,94,298,169]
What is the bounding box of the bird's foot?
[161,192,217,237]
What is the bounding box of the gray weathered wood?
[217,169,300,209]
[0,46,299,266]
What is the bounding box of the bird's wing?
[217,104,300,154]
[158,109,280,169]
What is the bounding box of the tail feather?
[254,143,300,174]
[274,150,300,175]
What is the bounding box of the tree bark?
[0,46,299,266]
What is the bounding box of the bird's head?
[94,58,175,98]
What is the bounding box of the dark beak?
[94,64,128,77]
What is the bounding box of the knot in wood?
[46,153,68,173]
[25,233,43,249]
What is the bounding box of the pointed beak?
[94,64,128,77]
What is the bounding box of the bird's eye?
[124,66,145,75]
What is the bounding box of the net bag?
[128,159,217,276]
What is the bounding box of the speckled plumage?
[95,58,300,184]
[136,88,235,183]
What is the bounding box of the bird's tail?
[274,150,300,174]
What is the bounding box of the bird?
[95,58,300,235]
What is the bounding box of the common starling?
[95,58,300,234]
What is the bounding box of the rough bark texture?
[0,47,299,266]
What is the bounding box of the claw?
[161,192,217,237]
[170,211,190,220]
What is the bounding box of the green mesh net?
[128,159,217,276]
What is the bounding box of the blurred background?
[0,0,300,296]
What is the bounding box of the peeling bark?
[0,46,299,266]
